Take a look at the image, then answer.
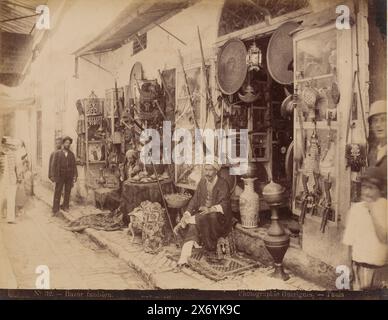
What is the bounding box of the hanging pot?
[238,69,263,103]
[280,95,294,119]
[238,84,261,103]
[97,168,106,186]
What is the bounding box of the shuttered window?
[133,33,147,55]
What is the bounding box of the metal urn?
[262,180,290,281]
[97,168,106,187]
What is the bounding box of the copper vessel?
[263,180,290,281]
[97,168,106,187]
[262,180,285,205]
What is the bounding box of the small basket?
[164,193,192,209]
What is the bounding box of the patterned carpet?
[166,248,261,281]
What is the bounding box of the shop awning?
[0,0,48,86]
[73,0,193,57]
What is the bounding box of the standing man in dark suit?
[48,136,63,182]
[51,136,77,215]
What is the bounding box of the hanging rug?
[166,248,261,281]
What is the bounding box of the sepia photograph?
[0,0,387,303]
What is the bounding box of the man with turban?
[123,149,141,182]
[173,157,232,272]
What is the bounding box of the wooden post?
[84,99,89,187]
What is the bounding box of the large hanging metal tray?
[216,38,248,95]
[267,21,300,85]
[129,62,143,99]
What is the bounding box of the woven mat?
[166,248,261,281]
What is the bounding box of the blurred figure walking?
[0,137,21,224]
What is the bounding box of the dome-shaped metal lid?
[262,180,285,196]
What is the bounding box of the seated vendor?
[173,158,232,272]
[123,149,141,181]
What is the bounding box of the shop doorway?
[226,35,294,197]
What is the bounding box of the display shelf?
[295,73,334,83]
[88,160,105,164]
[175,183,196,191]
[294,121,338,130]
[292,25,342,225]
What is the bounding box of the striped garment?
[1,151,17,184]
[0,152,4,176]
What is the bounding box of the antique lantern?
[246,41,262,72]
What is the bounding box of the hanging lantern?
[97,117,105,133]
[246,41,262,72]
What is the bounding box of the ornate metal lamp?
[262,180,290,281]
[246,41,262,72]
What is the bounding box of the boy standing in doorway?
[343,166,388,290]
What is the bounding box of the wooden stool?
[216,230,236,260]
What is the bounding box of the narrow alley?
[0,198,150,290]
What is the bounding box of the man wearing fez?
[368,100,387,168]
[367,100,387,196]
[173,158,232,272]
[51,136,77,215]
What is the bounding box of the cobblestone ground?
[0,198,150,290]
[28,184,327,291]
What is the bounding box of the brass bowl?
[262,180,285,206]
[164,193,192,209]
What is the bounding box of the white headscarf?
[204,155,221,171]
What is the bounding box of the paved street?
[0,198,150,290]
